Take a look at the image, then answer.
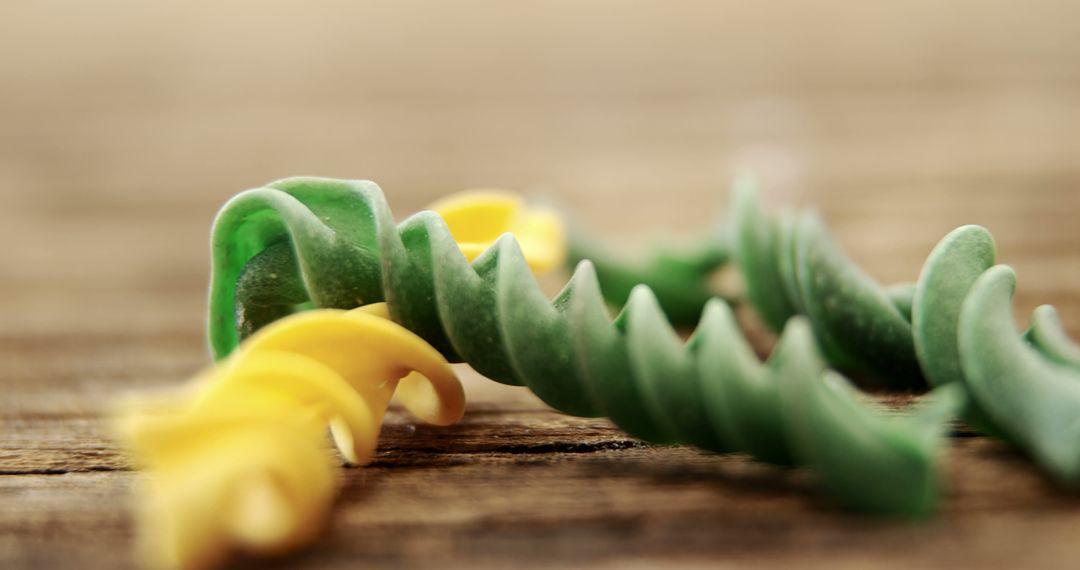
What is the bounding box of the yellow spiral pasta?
[114,305,465,570]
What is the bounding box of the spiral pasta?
[568,270,963,515]
[115,306,465,569]
[208,177,962,515]
[914,225,1080,485]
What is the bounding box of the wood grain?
[2,1,1080,568]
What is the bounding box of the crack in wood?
[377,439,647,456]
[0,465,127,476]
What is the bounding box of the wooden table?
[3,2,1080,568]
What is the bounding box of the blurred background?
[3,3,1080,568]
[2,0,1079,393]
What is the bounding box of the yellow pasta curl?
[428,189,566,273]
[115,305,465,570]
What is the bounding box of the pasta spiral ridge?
[208,176,962,515]
[729,176,925,388]
[564,224,730,327]
[914,225,1080,485]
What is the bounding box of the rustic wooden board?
[3,1,1080,568]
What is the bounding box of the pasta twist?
[115,305,465,569]
[914,225,1080,485]
[208,177,962,515]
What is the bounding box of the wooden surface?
[3,2,1080,568]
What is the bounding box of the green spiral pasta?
[208,177,962,515]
